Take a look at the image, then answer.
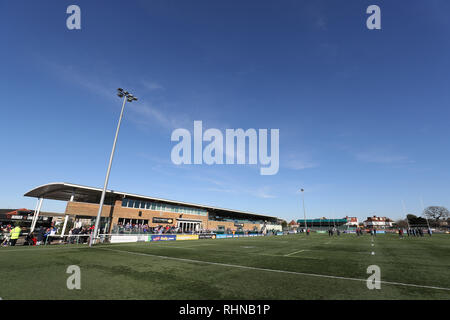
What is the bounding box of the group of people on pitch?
[398,228,432,238]
[328,228,341,236]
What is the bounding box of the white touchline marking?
[284,249,308,257]
[0,246,91,253]
[0,242,155,253]
[99,247,450,292]
[153,243,214,249]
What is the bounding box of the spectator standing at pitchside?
[9,224,22,246]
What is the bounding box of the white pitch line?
[0,245,91,253]
[99,247,450,292]
[154,243,214,248]
[284,249,308,257]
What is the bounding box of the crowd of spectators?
[114,223,180,234]
[67,226,94,243]
[113,222,239,235]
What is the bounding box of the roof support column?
[61,214,69,236]
[31,197,43,233]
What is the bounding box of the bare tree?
[423,206,449,221]
[395,219,408,229]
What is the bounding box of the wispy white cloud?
[355,150,413,164]
[180,170,277,199]
[253,186,276,199]
[315,16,327,30]
[128,101,191,130]
[42,60,117,102]
[40,59,191,131]
[142,80,164,91]
[284,153,319,170]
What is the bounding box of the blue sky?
[1,0,450,222]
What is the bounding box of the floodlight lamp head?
[118,88,123,92]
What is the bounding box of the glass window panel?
[128,200,135,208]
[134,201,140,208]
[122,199,128,207]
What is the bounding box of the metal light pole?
[420,196,431,230]
[300,189,307,231]
[89,88,138,247]
[402,200,410,230]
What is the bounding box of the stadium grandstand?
[296,217,350,231]
[24,182,281,236]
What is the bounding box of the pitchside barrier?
[105,233,266,243]
[28,229,441,246]
[41,232,267,245]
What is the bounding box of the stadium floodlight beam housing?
[89,88,138,247]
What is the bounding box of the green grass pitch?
[0,233,449,300]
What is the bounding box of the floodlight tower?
[420,197,431,230]
[300,189,307,231]
[89,88,138,247]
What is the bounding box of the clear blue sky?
[1,0,449,222]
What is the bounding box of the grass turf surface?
[0,233,449,300]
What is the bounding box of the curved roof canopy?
[25,182,278,221]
